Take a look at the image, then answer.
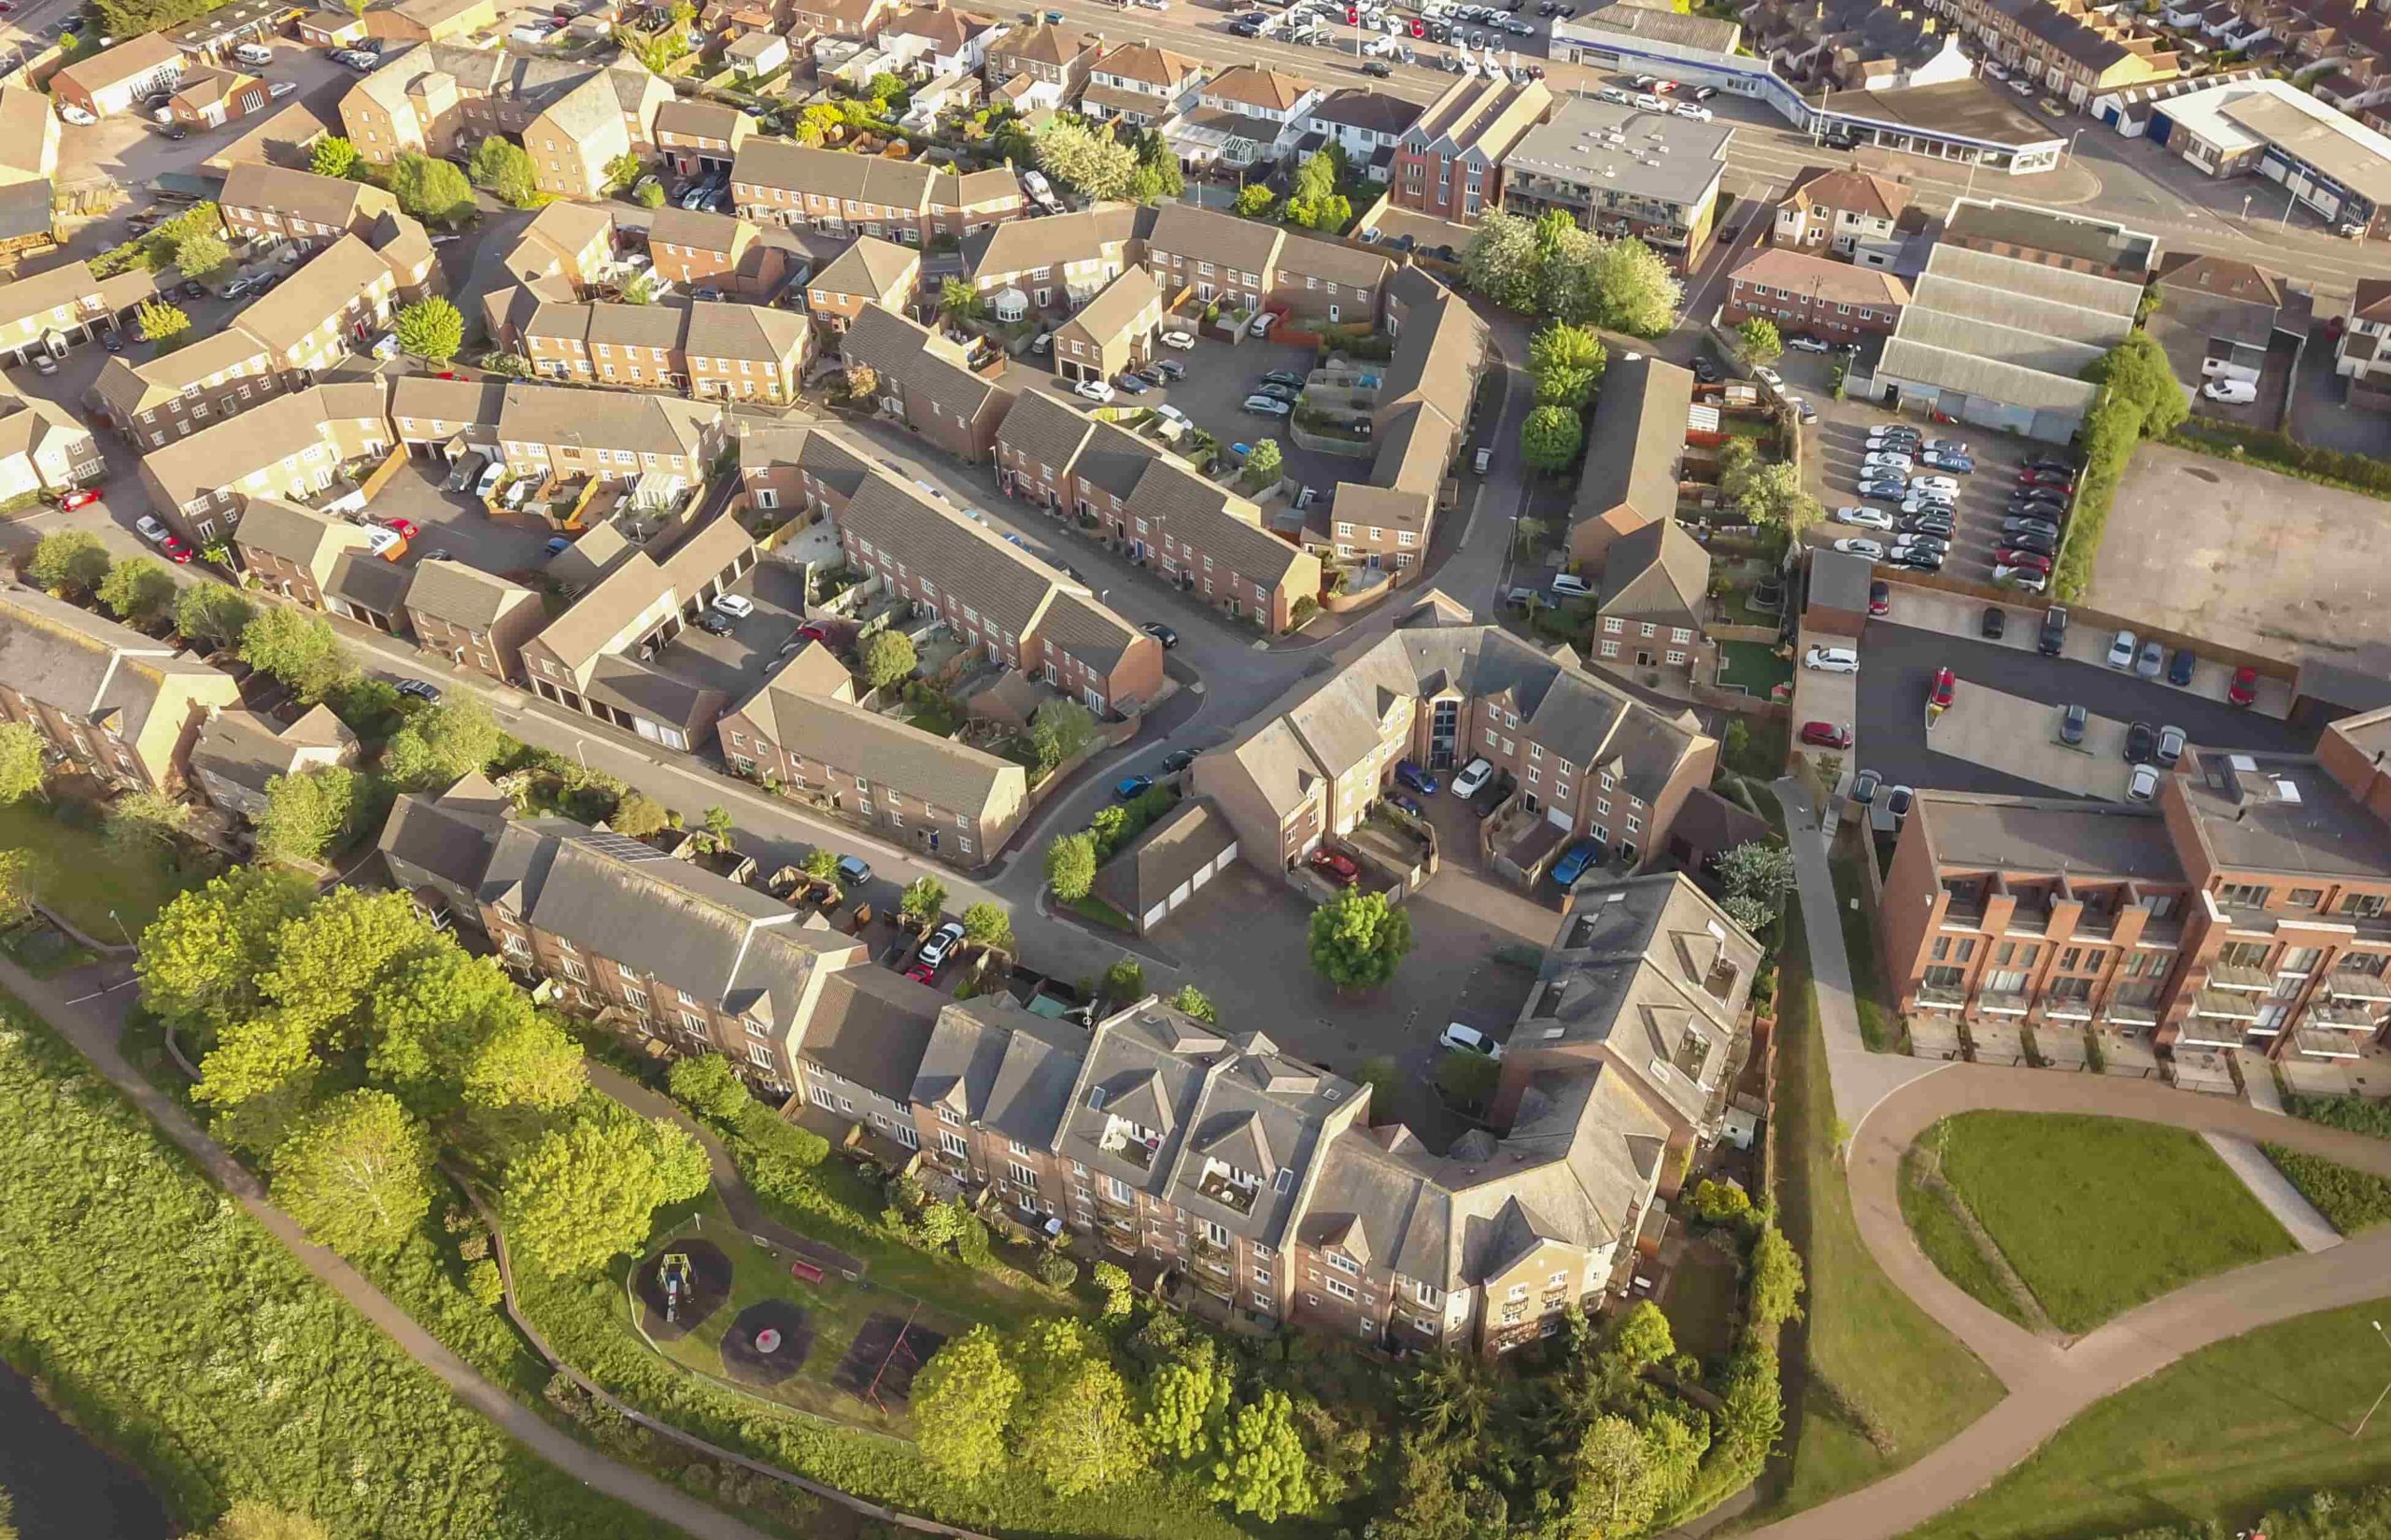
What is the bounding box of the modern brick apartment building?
[1387,75,1550,227]
[1882,708,2391,1064]
[1722,247,1910,345]
[138,382,393,545]
[0,582,242,791]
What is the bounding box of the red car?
[904,960,939,984]
[1995,548,2054,572]
[1931,667,1956,710]
[1308,848,1360,886]
[2016,470,2075,490]
[2228,665,2259,707]
[379,516,419,539]
[796,621,833,643]
[1800,721,1852,749]
[51,487,98,511]
[435,370,460,380]
[160,535,192,564]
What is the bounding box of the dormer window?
[1325,1251,1360,1276]
[1099,1114,1165,1170]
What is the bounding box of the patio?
[1969,1017,2028,1066]
[2035,1024,2091,1070]
[1908,1013,1964,1061]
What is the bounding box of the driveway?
[2285,319,2391,459]
[651,561,813,701]
[369,457,560,579]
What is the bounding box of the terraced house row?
[375,776,1760,1354]
[729,139,1026,242]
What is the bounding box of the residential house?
[1141,202,1283,313]
[189,704,360,822]
[957,203,1141,316]
[233,494,385,608]
[389,374,508,459]
[644,205,801,301]
[0,86,61,191]
[655,98,752,179]
[495,199,619,293]
[338,44,671,189]
[1389,75,1551,228]
[1565,355,1692,568]
[0,261,157,367]
[805,233,920,331]
[730,142,941,238]
[1166,64,1319,169]
[167,66,271,129]
[1930,0,2178,105]
[736,421,873,520]
[1592,519,1710,682]
[403,559,550,685]
[1771,163,1915,256]
[1196,605,1718,874]
[1722,246,1911,343]
[725,31,791,76]
[1081,41,1205,127]
[904,995,1088,1209]
[205,97,335,177]
[836,467,1166,715]
[1301,88,1422,181]
[2336,276,2391,410]
[790,966,953,1143]
[1753,0,1973,91]
[137,383,393,545]
[235,232,433,375]
[877,7,1001,76]
[50,34,186,119]
[0,392,103,495]
[88,329,290,448]
[1498,94,1729,268]
[496,382,726,483]
[984,22,1100,111]
[2145,250,2310,395]
[839,303,1014,464]
[516,298,807,401]
[1051,266,1163,386]
[1272,232,1391,327]
[686,301,812,402]
[219,162,403,249]
[717,651,1031,862]
[516,513,758,750]
[789,0,894,37]
[0,582,242,792]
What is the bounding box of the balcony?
[1976,990,2032,1017]
[1197,1168,1260,1215]
[2192,988,2262,1022]
[2294,1026,2365,1060]
[2103,1000,2160,1027]
[2306,999,2382,1031]
[2327,971,2391,1003]
[2006,904,2054,937]
[1917,982,1968,1010]
[2043,998,2096,1022]
[2206,961,2272,992]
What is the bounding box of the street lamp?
[2062,127,2084,171]
[107,908,134,953]
[2355,1320,2391,1439]
[2241,192,2253,223]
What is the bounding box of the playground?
[621,1194,975,1434]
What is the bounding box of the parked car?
[1243,394,1293,416]
[1786,333,1831,352]
[2157,724,2186,767]
[2059,702,2087,745]
[914,920,968,970]
[1451,756,1495,798]
[2021,457,2075,475]
[2105,630,2140,670]
[1931,667,1957,710]
[2168,647,2198,686]
[2228,665,2259,707]
[1111,372,1150,395]
[2003,516,2061,541]
[1074,378,1116,403]
[713,593,756,618]
[1909,475,1959,496]
[1800,720,1852,748]
[135,515,172,544]
[1309,847,1362,885]
[2017,469,2075,490]
[1691,356,1719,384]
[696,611,734,636]
[1154,358,1186,381]
[1252,381,1299,403]
[1857,480,1909,501]
[1804,645,1860,673]
[1833,505,1894,530]
[2126,764,2161,802]
[394,678,442,703]
[1394,758,1438,796]
[50,486,99,511]
[1869,580,1890,617]
[1885,784,1915,822]
[2125,720,2158,765]
[2201,378,2257,403]
[1981,606,2006,641]
[836,855,872,887]
[1901,512,1955,535]
[2039,605,2069,657]
[1550,840,1604,886]
[1994,548,2053,572]
[1160,329,1196,349]
[1900,497,1955,517]
[1113,774,1155,800]
[1851,768,1881,805]
[1832,537,1886,558]
[2004,531,2057,557]
[1438,1022,1503,1059]
[1993,565,2048,592]
[1922,438,1970,455]
[2132,639,2164,679]
[1162,748,1196,775]
[1919,451,1974,473]
[1141,621,1179,648]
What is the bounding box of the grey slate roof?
[797,965,948,1099]
[1090,795,1238,920]
[910,996,1089,1144]
[992,388,1097,475]
[838,469,1063,641]
[1571,355,1692,534]
[324,550,415,618]
[191,704,353,797]
[377,787,504,893]
[840,304,1006,424]
[738,685,1026,819]
[402,558,539,631]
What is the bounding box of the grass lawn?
[0,798,214,940]
[1909,1297,2391,1540]
[1931,1112,2294,1334]
[1719,642,1793,699]
[1827,838,1898,1052]
[1661,1241,1741,1366]
[1896,1143,2032,1329]
[1068,892,1135,932]
[1761,907,2003,1517]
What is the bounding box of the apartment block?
[1389,75,1551,228]
[1499,94,1727,267]
[138,382,393,545]
[1723,246,1910,343]
[233,495,386,608]
[0,582,242,791]
[339,44,671,196]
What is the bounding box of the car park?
[1900,496,1955,517]
[1451,756,1495,798]
[1901,512,1955,535]
[1438,1022,1503,1059]
[1833,505,1894,530]
[2125,721,2158,764]
[1857,479,1909,501]
[1804,645,1860,673]
[2059,702,2087,744]
[1309,847,1362,886]
[2228,665,2259,706]
[1801,720,1852,748]
[1994,548,2052,572]
[914,920,968,970]
[1832,536,1886,558]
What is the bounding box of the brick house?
[190,703,360,822]
[0,582,242,792]
[804,233,920,331]
[957,203,1142,315]
[1141,202,1282,314]
[50,34,185,119]
[1080,41,1206,127]
[87,329,290,449]
[1722,246,1909,345]
[839,303,1014,465]
[138,382,393,545]
[655,97,753,179]
[167,66,271,130]
[737,422,872,520]
[1771,164,1915,257]
[402,558,550,685]
[233,495,386,608]
[1051,265,1163,386]
[219,162,403,248]
[644,205,802,303]
[1387,75,1550,227]
[983,22,1100,111]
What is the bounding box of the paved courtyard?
[652,561,813,701]
[372,457,560,579]
[2094,443,2391,667]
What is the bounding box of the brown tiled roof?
[1777,163,1913,222]
[993,388,1096,474]
[1202,64,1311,111]
[840,470,1062,640]
[1728,246,1910,308]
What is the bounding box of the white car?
[2105,629,2139,669]
[914,920,968,969]
[58,105,95,125]
[1672,102,1713,120]
[1074,377,1116,403]
[713,593,756,618]
[361,525,405,558]
[135,516,171,544]
[1832,536,1886,558]
[1994,565,2049,592]
[1862,453,1913,472]
[1833,505,1894,530]
[1250,312,1280,337]
[1754,365,1783,388]
[1633,92,1663,111]
[1804,645,1860,673]
[1550,572,1592,597]
[1451,756,1495,798]
[1910,475,1959,496]
[1787,334,1832,353]
[2125,764,2160,803]
[1153,403,1194,434]
[1438,1022,1504,1059]
[2201,378,2257,403]
[1159,329,1196,350]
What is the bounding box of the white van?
[233,40,274,65]
[1472,445,1492,474]
[474,459,506,499]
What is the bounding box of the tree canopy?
[500,1098,709,1275]
[1045,832,1096,901]
[1035,119,1139,202]
[1308,887,1415,989]
[857,629,917,690]
[469,137,540,207]
[27,530,109,597]
[240,608,354,705]
[390,154,477,226]
[310,136,361,178]
[268,1089,436,1257]
[97,555,176,625]
[2084,330,2187,438]
[395,298,464,365]
[1521,404,1585,474]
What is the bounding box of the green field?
[1895,1144,2033,1329]
[1931,1112,2294,1334]
[1761,908,2003,1517]
[0,798,214,940]
[1910,1298,2391,1540]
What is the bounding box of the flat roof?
[1504,95,1733,205]
[1818,78,2064,151]
[2181,750,2391,881]
[1563,3,1740,50]
[2222,92,2391,205]
[1918,794,2184,881]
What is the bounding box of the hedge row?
[2051,390,2143,602]
[2260,1144,2391,1236]
[2165,418,2391,502]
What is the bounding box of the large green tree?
[381,695,503,790]
[239,607,354,704]
[394,297,464,366]
[1029,698,1097,773]
[1567,1415,1663,1540]
[1142,1342,1231,1463]
[1734,316,1783,365]
[1034,118,1138,201]
[1208,1390,1315,1521]
[912,1324,1021,1480]
[137,867,313,1036]
[135,299,191,344]
[1241,438,1283,492]
[97,555,176,625]
[310,136,361,178]
[960,900,1013,954]
[1307,887,1414,989]
[257,766,366,865]
[1609,1299,1675,1367]
[0,721,42,805]
[1521,403,1585,474]
[1527,321,1606,407]
[2084,330,2187,438]
[1015,1321,1149,1495]
[501,1099,709,1275]
[468,137,540,207]
[1460,211,1539,312]
[857,629,917,690]
[1045,831,1096,901]
[269,1089,436,1256]
[389,153,476,226]
[174,230,232,281]
[1583,236,1683,336]
[27,530,109,598]
[102,787,191,856]
[174,584,254,651]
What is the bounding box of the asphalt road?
[1853,617,2317,796]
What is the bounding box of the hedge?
[2051,389,2143,602]
[2165,418,2391,502]
[2285,1092,2391,1139]
[2261,1144,2391,1235]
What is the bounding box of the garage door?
[1546,805,1571,830]
[1169,880,1192,909]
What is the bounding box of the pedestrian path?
[2241,1049,2286,1114]
[2201,1131,2341,1253]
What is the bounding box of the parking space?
[2093,442,2391,665]
[1813,411,2058,589]
[2287,319,2391,460]
[651,562,813,701]
[371,458,560,578]
[1926,680,2132,802]
[1073,332,1361,500]
[1790,629,1856,756]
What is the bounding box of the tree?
[1128,128,1182,205]
[1435,1050,1497,1109]
[269,1090,435,1257]
[1719,893,1774,935]
[1035,118,1139,202]
[796,102,844,147]
[912,1325,1020,1481]
[1029,699,1097,773]
[845,360,880,401]
[1092,1259,1133,1318]
[240,608,354,704]
[1527,320,1606,407]
[1568,1415,1662,1540]
[501,1100,710,1275]
[1690,1177,1752,1223]
[97,555,176,624]
[257,766,365,864]
[635,178,667,208]
[961,900,1014,955]
[857,629,917,690]
[1234,184,1276,218]
[602,150,645,194]
[1403,1352,1493,1444]
[1460,210,1539,312]
[382,696,503,791]
[0,722,40,806]
[27,530,109,597]
[940,276,985,321]
[1521,403,1585,474]
[799,847,845,894]
[1044,831,1096,901]
[1722,453,1819,536]
[1282,151,1351,233]
[1167,983,1217,1024]
[310,135,361,178]
[2084,330,2187,438]
[620,272,657,305]
[135,298,191,344]
[1584,236,1683,336]
[136,867,311,1036]
[610,790,670,837]
[0,848,28,931]
[1308,887,1414,990]
[700,804,735,850]
[1144,1349,1231,1462]
[174,584,254,652]
[1099,957,1146,1005]
[1717,840,1795,912]
[1748,1222,1805,1327]
[1017,1333,1148,1495]
[469,136,540,207]
[900,875,948,926]
[1735,316,1784,365]
[389,153,476,226]
[102,787,191,856]
[1209,1391,1315,1521]
[205,1504,333,1540]
[867,70,907,106]
[668,1053,753,1124]
[1240,437,1283,493]
[394,297,464,366]
[458,1008,585,1113]
[173,229,231,280]
[1610,1299,1675,1367]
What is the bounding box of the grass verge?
[1825,840,1896,1052]
[2262,1144,2391,1235]
[1760,906,2002,1517]
[0,798,213,940]
[1908,1297,2391,1540]
[1894,1142,2033,1329]
[1932,1111,2293,1333]
[1659,1241,1741,1366]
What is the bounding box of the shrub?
[1037,1252,1080,1290]
[2262,1144,2391,1234]
[465,1258,504,1307]
[2287,1094,2391,1139]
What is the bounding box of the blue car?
[1920,451,1974,473]
[1389,792,1425,818]
[1394,759,1438,797]
[1114,774,1155,801]
[1550,840,1605,887]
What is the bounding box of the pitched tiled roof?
[839,469,1060,639]
[1596,517,1707,623]
[1308,87,1421,135]
[1571,355,1692,535]
[754,685,1027,819]
[1057,264,1159,345]
[685,299,808,362]
[1778,163,1913,222]
[812,233,918,299]
[222,162,394,233]
[1146,202,1282,275]
[1203,64,1312,111]
[1728,246,1911,308]
[1091,796,1238,920]
[1093,40,1201,85]
[841,304,1006,424]
[798,965,950,1099]
[959,202,1141,278]
[403,558,540,630]
[993,388,1096,474]
[731,139,939,206]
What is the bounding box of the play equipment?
[658,1252,692,1324]
[756,1327,783,1354]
